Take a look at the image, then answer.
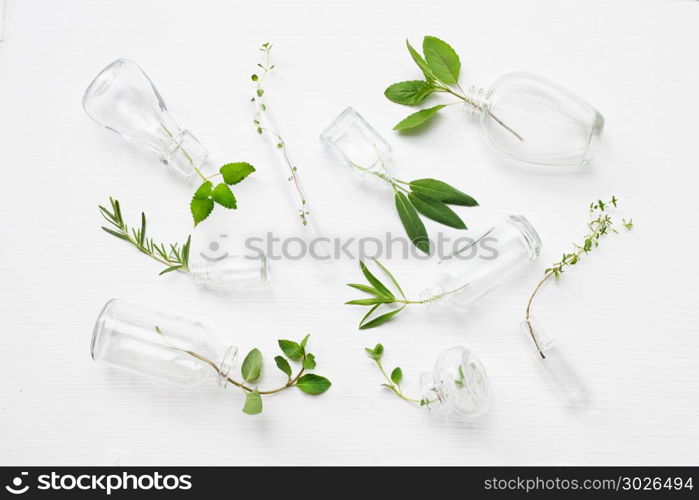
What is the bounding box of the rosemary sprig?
[523,196,633,357]
[99,196,191,275]
[250,42,310,226]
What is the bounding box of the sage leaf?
[359,305,407,330]
[193,181,213,199]
[242,389,263,415]
[241,348,262,382]
[391,367,403,385]
[278,339,303,361]
[408,192,467,229]
[296,374,331,395]
[406,39,436,80]
[384,80,433,106]
[423,36,460,85]
[395,192,430,254]
[302,353,316,370]
[211,183,237,209]
[220,162,256,185]
[359,261,394,299]
[409,179,478,206]
[274,355,292,378]
[190,197,214,226]
[393,105,445,131]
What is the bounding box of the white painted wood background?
[0,0,697,466]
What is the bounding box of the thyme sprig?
[250,42,310,226]
[99,197,191,275]
[524,196,633,357]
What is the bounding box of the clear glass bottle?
[421,215,542,307]
[520,316,590,405]
[466,72,604,166]
[189,254,270,290]
[83,59,209,179]
[91,299,237,388]
[419,346,491,419]
[320,107,395,189]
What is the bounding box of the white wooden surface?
[1,0,698,466]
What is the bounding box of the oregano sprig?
[350,160,477,254]
[524,196,633,357]
[99,196,191,275]
[386,36,522,140]
[155,327,331,415]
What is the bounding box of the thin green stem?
[375,359,422,404]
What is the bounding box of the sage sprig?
[351,161,477,254]
[99,196,191,275]
[386,36,522,140]
[524,196,633,356]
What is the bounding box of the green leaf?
[211,183,237,209]
[241,348,263,382]
[345,297,394,306]
[193,181,213,199]
[391,367,403,385]
[347,283,386,297]
[394,192,430,254]
[408,192,467,229]
[358,304,380,328]
[422,36,460,84]
[101,227,129,241]
[190,197,214,226]
[359,305,406,330]
[300,334,310,349]
[359,261,394,299]
[274,355,292,378]
[409,179,478,206]
[384,80,433,105]
[158,265,183,276]
[220,162,256,185]
[406,39,436,80]
[242,389,263,415]
[393,105,445,131]
[364,343,384,360]
[278,339,304,361]
[302,353,316,370]
[372,258,405,299]
[296,374,331,395]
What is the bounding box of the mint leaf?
[408,192,467,229]
[409,179,478,206]
[242,389,263,415]
[296,374,331,395]
[220,162,256,185]
[406,39,435,80]
[395,192,430,254]
[422,36,460,85]
[393,105,445,131]
[391,367,403,385]
[300,334,310,349]
[302,353,316,370]
[384,80,433,105]
[278,339,303,361]
[241,348,263,382]
[359,305,406,330]
[274,355,292,378]
[190,197,214,226]
[193,181,213,199]
[211,183,237,209]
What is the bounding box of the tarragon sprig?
[99,196,191,275]
[524,196,633,356]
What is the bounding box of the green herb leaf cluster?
[190,162,256,226]
[364,343,431,406]
[99,197,191,275]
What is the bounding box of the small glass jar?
[421,215,542,308]
[91,299,237,388]
[466,72,604,166]
[83,59,209,179]
[520,316,590,405]
[420,346,491,419]
[189,255,271,290]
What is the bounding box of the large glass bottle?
[91,299,237,388]
[83,59,209,179]
[466,72,604,167]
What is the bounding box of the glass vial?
[419,346,491,419]
[83,59,209,179]
[320,107,396,188]
[520,316,590,405]
[466,72,604,166]
[189,255,270,290]
[91,299,237,388]
[421,215,542,308]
